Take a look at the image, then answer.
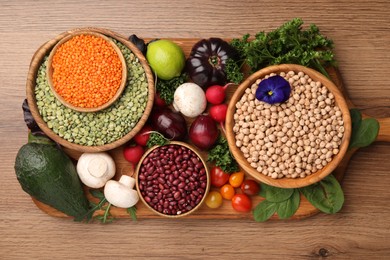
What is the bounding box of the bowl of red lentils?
[225,64,351,188]
[135,142,210,218]
[46,31,128,113]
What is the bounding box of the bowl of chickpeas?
[225,64,351,188]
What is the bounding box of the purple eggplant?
[185,38,238,89]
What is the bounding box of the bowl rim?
[26,27,155,153]
[225,64,352,188]
[46,30,128,113]
[134,141,211,218]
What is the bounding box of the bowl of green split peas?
[26,27,155,152]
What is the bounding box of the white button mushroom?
[76,152,116,188]
[173,82,207,118]
[104,175,139,208]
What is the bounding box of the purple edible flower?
[255,75,291,104]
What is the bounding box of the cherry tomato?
[220,184,235,200]
[210,166,230,187]
[229,171,245,188]
[231,194,252,212]
[205,191,223,209]
[240,179,260,196]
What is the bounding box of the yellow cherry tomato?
[229,171,245,188]
[205,191,223,209]
[220,184,235,200]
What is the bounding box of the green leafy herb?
[127,206,137,221]
[259,183,294,203]
[300,174,344,214]
[253,200,278,222]
[156,73,187,104]
[230,18,336,78]
[77,189,114,224]
[350,108,362,135]
[276,189,300,219]
[349,109,380,149]
[254,183,299,222]
[89,189,105,200]
[94,203,114,224]
[225,58,244,84]
[208,135,239,173]
[146,132,170,148]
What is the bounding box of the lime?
[146,39,185,80]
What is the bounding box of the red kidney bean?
[174,191,181,200]
[138,144,208,216]
[177,182,185,189]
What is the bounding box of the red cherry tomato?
[220,184,235,200]
[133,125,152,146]
[240,179,260,196]
[231,194,252,212]
[210,166,230,187]
[229,171,245,188]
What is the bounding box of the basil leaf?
[349,117,380,148]
[253,200,277,222]
[276,189,300,219]
[260,183,294,203]
[300,175,344,214]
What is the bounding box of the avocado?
[14,138,91,220]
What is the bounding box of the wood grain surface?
[1,0,389,259]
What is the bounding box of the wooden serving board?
[31,38,390,221]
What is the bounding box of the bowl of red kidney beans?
[135,142,210,218]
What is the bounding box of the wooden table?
[1,0,389,259]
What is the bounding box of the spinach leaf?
[300,175,344,214]
[349,108,379,149]
[276,189,300,219]
[350,108,362,137]
[260,183,294,203]
[253,200,278,222]
[349,118,380,149]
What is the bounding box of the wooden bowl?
[225,64,352,188]
[46,31,128,113]
[135,142,210,218]
[26,28,155,153]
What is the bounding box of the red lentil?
[52,34,123,108]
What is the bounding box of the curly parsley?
[146,132,170,148]
[229,18,336,78]
[156,73,187,104]
[208,135,239,173]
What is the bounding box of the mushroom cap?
[173,83,206,118]
[76,152,116,188]
[104,176,139,208]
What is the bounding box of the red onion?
[150,107,187,141]
[189,115,219,150]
